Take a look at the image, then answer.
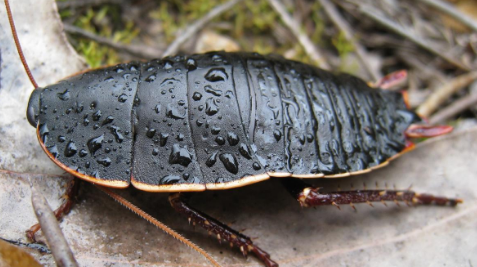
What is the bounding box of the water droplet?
[176,133,184,141]
[227,132,239,146]
[169,144,192,167]
[146,128,156,138]
[252,162,261,170]
[92,110,102,121]
[130,65,138,71]
[215,136,225,145]
[104,76,114,82]
[219,153,238,174]
[186,58,197,71]
[163,61,173,70]
[206,151,218,167]
[75,102,84,113]
[57,90,70,101]
[64,141,77,157]
[146,74,156,82]
[147,66,155,72]
[211,126,221,135]
[192,92,202,101]
[115,67,124,73]
[102,116,114,126]
[205,98,219,116]
[79,149,88,157]
[160,175,180,184]
[87,134,104,155]
[97,157,111,167]
[182,173,190,180]
[204,85,222,96]
[212,54,223,62]
[154,104,161,114]
[215,177,226,183]
[110,126,124,143]
[118,94,128,102]
[225,90,234,98]
[273,130,282,142]
[204,68,228,82]
[239,143,252,159]
[160,133,169,147]
[152,148,159,156]
[39,123,49,143]
[306,134,314,143]
[48,145,59,158]
[166,104,186,119]
[58,136,66,143]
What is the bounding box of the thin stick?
[4,0,39,88]
[31,185,79,267]
[63,24,162,60]
[419,0,477,32]
[96,186,222,267]
[359,4,470,71]
[319,0,379,80]
[267,0,331,70]
[429,93,477,124]
[162,0,242,57]
[417,71,477,117]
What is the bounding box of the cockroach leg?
[27,178,80,242]
[169,193,279,267]
[281,178,462,208]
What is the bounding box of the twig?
[31,185,78,267]
[417,71,477,117]
[429,92,477,124]
[418,0,477,32]
[319,0,379,80]
[267,0,331,70]
[57,0,123,10]
[63,24,163,59]
[162,0,242,57]
[359,4,471,71]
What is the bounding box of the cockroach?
[3,1,463,266]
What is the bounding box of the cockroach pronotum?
[2,1,464,266]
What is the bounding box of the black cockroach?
[4,1,463,266]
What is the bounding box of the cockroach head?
[27,89,41,127]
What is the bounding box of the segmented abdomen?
[37,52,418,190]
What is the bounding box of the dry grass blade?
[162,0,242,57]
[417,71,477,117]
[419,0,477,32]
[359,4,471,71]
[429,93,477,124]
[267,0,331,70]
[30,185,78,267]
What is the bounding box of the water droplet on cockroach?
[87,134,104,155]
[306,134,314,143]
[75,102,84,113]
[83,116,90,126]
[146,128,156,138]
[206,151,218,167]
[196,120,204,127]
[177,100,185,106]
[102,116,114,126]
[227,132,239,146]
[205,98,219,116]
[79,149,88,157]
[298,134,306,145]
[225,90,233,98]
[57,136,66,143]
[252,162,261,170]
[169,144,192,167]
[90,101,97,110]
[176,133,184,141]
[48,145,59,158]
[130,65,138,71]
[164,61,173,70]
[160,175,180,185]
[97,157,111,167]
[204,85,222,96]
[92,110,102,121]
[273,130,282,142]
[93,124,100,130]
[146,74,156,82]
[115,67,124,73]
[204,68,228,82]
[160,133,169,147]
[110,126,124,143]
[239,143,252,159]
[182,173,190,180]
[154,104,161,114]
[64,141,77,157]
[215,136,225,145]
[198,105,204,111]
[212,54,223,62]
[118,94,128,103]
[186,58,197,71]
[147,66,155,72]
[211,126,221,135]
[104,76,114,82]
[192,92,202,101]
[166,104,186,119]
[57,90,70,101]
[90,170,100,178]
[219,153,238,174]
[39,123,49,143]
[152,148,159,156]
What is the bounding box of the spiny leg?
[27,178,80,242]
[169,193,279,267]
[281,178,462,208]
